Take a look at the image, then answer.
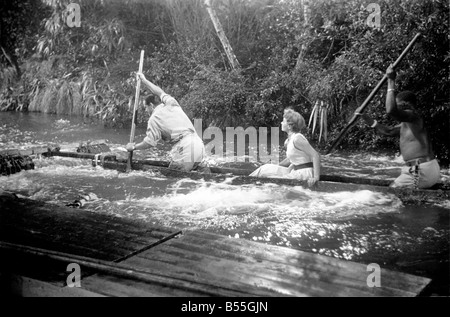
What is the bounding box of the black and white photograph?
[0,0,448,302]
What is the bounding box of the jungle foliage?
[0,0,449,164]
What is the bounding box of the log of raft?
[42,150,450,205]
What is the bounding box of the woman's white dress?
[249,133,314,180]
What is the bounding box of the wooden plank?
[46,151,116,161]
[0,242,255,297]
[137,231,428,296]
[0,198,175,260]
[81,230,430,297]
[179,231,429,296]
[0,224,123,261]
[0,273,105,297]
[0,195,181,285]
[321,174,391,186]
[0,196,431,297]
[75,274,203,297]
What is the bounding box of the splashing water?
[0,154,422,263]
[1,112,449,285]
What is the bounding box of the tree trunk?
[204,0,240,71]
[295,0,311,68]
[0,44,21,79]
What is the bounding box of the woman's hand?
[307,177,319,187]
[126,143,136,152]
[287,164,294,173]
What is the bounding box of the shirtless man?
[358,65,440,189]
[126,72,206,172]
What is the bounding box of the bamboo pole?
[127,50,145,172]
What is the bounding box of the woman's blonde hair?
[283,108,305,132]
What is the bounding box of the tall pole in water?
[127,50,145,172]
[326,33,421,154]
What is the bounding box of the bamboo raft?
[40,148,450,206]
[1,146,449,204]
[0,193,434,297]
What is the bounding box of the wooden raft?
[80,230,431,297]
[0,193,181,286]
[0,195,431,297]
[44,150,450,205]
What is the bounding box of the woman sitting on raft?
[250,108,321,187]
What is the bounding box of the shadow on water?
[1,112,449,296]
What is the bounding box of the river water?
[1,111,449,295]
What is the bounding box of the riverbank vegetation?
[1,0,448,165]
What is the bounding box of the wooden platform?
[0,194,432,297]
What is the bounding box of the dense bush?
[1,0,448,165]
